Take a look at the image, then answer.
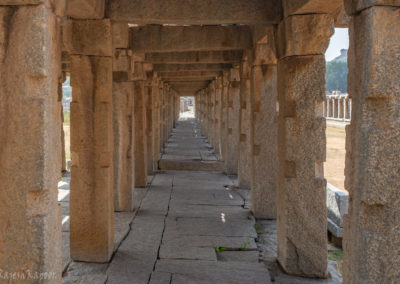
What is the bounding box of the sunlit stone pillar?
[0,4,62,278]
[238,56,252,188]
[250,33,278,219]
[67,18,114,262]
[276,13,333,277]
[225,67,240,174]
[112,48,135,212]
[343,3,400,283]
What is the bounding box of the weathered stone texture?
[343,6,400,284]
[145,51,243,64]
[250,65,278,219]
[113,81,134,212]
[133,80,148,187]
[146,77,154,175]
[66,0,105,19]
[345,0,400,15]
[238,60,252,189]
[64,19,112,56]
[109,0,281,24]
[70,55,114,262]
[282,0,344,16]
[225,68,240,174]
[0,4,62,281]
[277,14,334,58]
[277,55,327,277]
[131,25,252,53]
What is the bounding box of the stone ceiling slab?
[145,51,243,64]
[131,25,252,53]
[109,0,281,25]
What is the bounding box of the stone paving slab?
[149,272,172,284]
[161,235,258,250]
[164,217,257,238]
[155,259,271,284]
[159,245,217,261]
[168,203,250,219]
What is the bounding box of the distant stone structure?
[324,91,351,122]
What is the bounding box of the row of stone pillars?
[0,1,399,283]
[324,92,352,121]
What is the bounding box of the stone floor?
[61,118,342,283]
[159,118,224,171]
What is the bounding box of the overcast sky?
[325,28,349,61]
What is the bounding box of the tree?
[326,61,348,93]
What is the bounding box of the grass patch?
[254,223,262,234]
[63,111,70,126]
[328,246,343,274]
[215,246,227,253]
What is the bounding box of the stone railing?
[323,91,351,122]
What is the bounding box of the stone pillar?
[152,77,161,171]
[276,14,333,277]
[343,3,400,283]
[133,68,148,187]
[225,68,241,174]
[66,17,114,262]
[112,49,134,212]
[214,78,223,157]
[0,4,62,279]
[146,72,154,175]
[250,36,278,219]
[220,71,230,163]
[238,57,252,188]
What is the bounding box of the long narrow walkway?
[63,118,341,284]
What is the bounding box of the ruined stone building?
[0,0,399,283]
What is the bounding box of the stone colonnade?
[0,1,399,283]
[324,91,352,121]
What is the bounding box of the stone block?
[277,14,334,58]
[283,0,344,16]
[113,49,131,71]
[250,65,278,219]
[112,22,130,48]
[277,55,328,278]
[345,0,400,15]
[327,183,348,230]
[67,0,105,19]
[70,55,114,262]
[64,19,112,56]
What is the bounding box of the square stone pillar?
[238,57,252,189]
[225,68,241,174]
[0,5,62,279]
[220,71,230,162]
[276,14,333,277]
[249,37,279,219]
[112,49,134,212]
[67,18,114,263]
[214,78,223,157]
[152,77,161,171]
[343,4,400,283]
[146,72,154,175]
[133,76,148,187]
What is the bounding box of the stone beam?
[109,0,281,24]
[153,64,232,72]
[145,51,243,64]
[159,71,221,79]
[282,0,344,16]
[131,26,252,53]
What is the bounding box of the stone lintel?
[145,51,243,64]
[131,25,252,53]
[153,64,232,72]
[109,0,281,25]
[282,0,344,17]
[159,71,221,79]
